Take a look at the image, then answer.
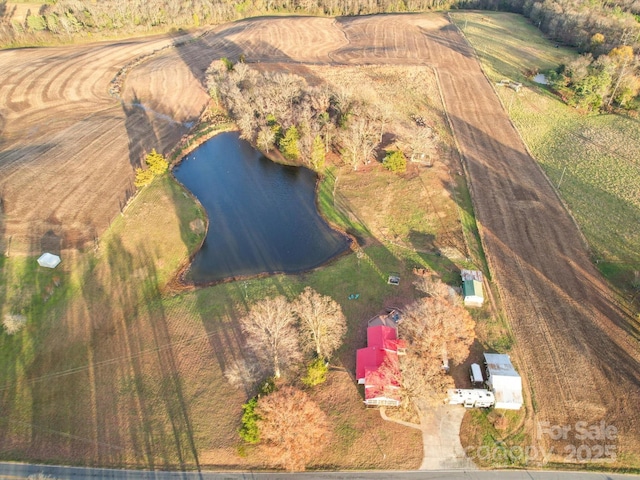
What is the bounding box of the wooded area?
[3,0,638,55]
[207,61,423,169]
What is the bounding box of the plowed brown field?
[1,12,639,463]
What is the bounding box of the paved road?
[0,463,639,480]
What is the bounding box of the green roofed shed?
[463,279,484,307]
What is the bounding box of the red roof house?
[363,353,401,407]
[356,324,405,407]
[367,325,406,354]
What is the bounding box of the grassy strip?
[451,11,640,296]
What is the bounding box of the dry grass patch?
[308,370,423,470]
[2,314,26,334]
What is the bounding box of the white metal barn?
[483,353,523,410]
[461,269,484,307]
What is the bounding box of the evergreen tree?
[310,135,325,170]
[279,126,300,161]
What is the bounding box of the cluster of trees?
[225,287,346,388]
[240,382,330,471]
[231,287,344,470]
[133,149,169,187]
[457,0,640,111]
[466,0,640,55]
[208,61,432,169]
[548,44,639,110]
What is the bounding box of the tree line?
[3,0,639,55]
[226,287,345,471]
[547,44,638,110]
[463,0,640,111]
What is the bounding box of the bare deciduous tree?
[224,354,267,395]
[340,117,378,170]
[401,294,475,365]
[256,386,330,471]
[413,275,450,298]
[406,125,437,163]
[293,287,346,360]
[398,280,475,404]
[240,296,301,378]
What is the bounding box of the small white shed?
[483,353,523,410]
[37,253,61,269]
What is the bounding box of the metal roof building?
[483,353,523,410]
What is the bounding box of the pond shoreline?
[166,128,354,292]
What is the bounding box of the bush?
[145,149,168,175]
[279,126,300,161]
[134,150,169,188]
[239,397,261,443]
[134,167,154,188]
[221,57,234,71]
[27,15,46,31]
[383,150,407,173]
[311,134,325,170]
[3,314,26,335]
[239,378,275,444]
[302,357,328,387]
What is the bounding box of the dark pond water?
[173,131,350,283]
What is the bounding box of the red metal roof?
[367,325,397,349]
[357,325,405,403]
[364,359,401,403]
[356,347,386,381]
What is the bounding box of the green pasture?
[452,11,640,295]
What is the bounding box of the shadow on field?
[122,92,160,170]
[0,227,79,462]
[0,225,206,468]
[172,26,325,90]
[78,238,203,469]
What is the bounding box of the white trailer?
[447,389,495,408]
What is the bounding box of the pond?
[173,131,350,284]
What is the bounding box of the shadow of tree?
[122,91,159,170]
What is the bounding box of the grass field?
[451,11,640,299]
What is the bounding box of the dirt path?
[1,12,639,461]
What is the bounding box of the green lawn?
[451,11,640,295]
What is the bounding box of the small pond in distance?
[173,131,350,283]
